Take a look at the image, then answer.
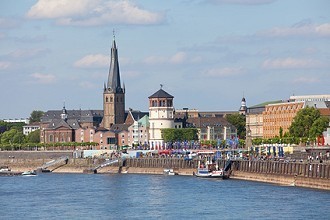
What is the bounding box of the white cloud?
[207,0,276,5]
[0,61,11,70]
[27,0,165,26]
[169,52,187,64]
[258,22,330,37]
[74,54,109,68]
[144,52,199,65]
[30,73,56,84]
[203,67,244,77]
[293,77,320,84]
[262,57,322,69]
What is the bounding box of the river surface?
[0,173,329,219]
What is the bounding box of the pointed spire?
[106,33,123,94]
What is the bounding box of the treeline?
[0,141,99,151]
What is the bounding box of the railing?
[124,158,330,179]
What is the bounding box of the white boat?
[163,169,177,175]
[22,170,37,176]
[194,152,230,179]
[0,166,11,172]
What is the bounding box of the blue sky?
[1,0,329,119]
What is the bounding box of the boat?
[163,168,177,175]
[0,166,11,172]
[194,152,230,179]
[22,170,37,176]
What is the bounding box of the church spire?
[107,31,123,94]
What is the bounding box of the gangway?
[93,158,119,171]
[224,160,232,172]
[37,156,69,172]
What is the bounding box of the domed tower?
[239,96,247,115]
[148,85,174,149]
[102,35,125,129]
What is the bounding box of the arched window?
[110,97,113,102]
[106,97,109,102]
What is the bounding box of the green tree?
[26,129,40,143]
[29,110,45,123]
[309,117,329,138]
[225,113,246,138]
[1,129,19,144]
[162,128,198,142]
[289,106,328,139]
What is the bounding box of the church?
[40,36,150,149]
[39,37,239,150]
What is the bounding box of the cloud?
[207,0,276,5]
[144,52,200,65]
[27,0,165,26]
[74,54,109,68]
[262,57,322,69]
[293,77,320,84]
[169,52,187,64]
[0,61,11,70]
[258,22,330,37]
[30,73,56,84]
[203,67,244,77]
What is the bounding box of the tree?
[1,128,27,146]
[26,129,40,143]
[161,128,198,142]
[289,106,329,139]
[29,110,45,123]
[225,113,246,138]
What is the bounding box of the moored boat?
[194,152,230,179]
[22,170,37,176]
[163,168,177,175]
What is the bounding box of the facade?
[148,87,175,149]
[102,37,125,129]
[263,102,304,138]
[23,122,40,135]
[126,111,149,147]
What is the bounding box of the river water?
[0,173,329,219]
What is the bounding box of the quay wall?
[1,151,329,190]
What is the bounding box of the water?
[0,173,329,220]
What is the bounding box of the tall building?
[102,37,125,129]
[148,87,174,149]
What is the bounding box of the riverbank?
[1,152,329,190]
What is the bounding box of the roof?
[187,117,234,129]
[47,119,80,130]
[110,123,130,133]
[148,89,174,99]
[249,100,283,108]
[41,110,103,123]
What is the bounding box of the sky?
[0,0,330,119]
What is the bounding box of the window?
[107,137,116,145]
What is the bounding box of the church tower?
[239,96,247,115]
[102,35,125,129]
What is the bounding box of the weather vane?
[160,84,163,89]
[113,29,115,40]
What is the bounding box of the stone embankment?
[1,151,329,190]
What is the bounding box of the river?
[0,173,329,219]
